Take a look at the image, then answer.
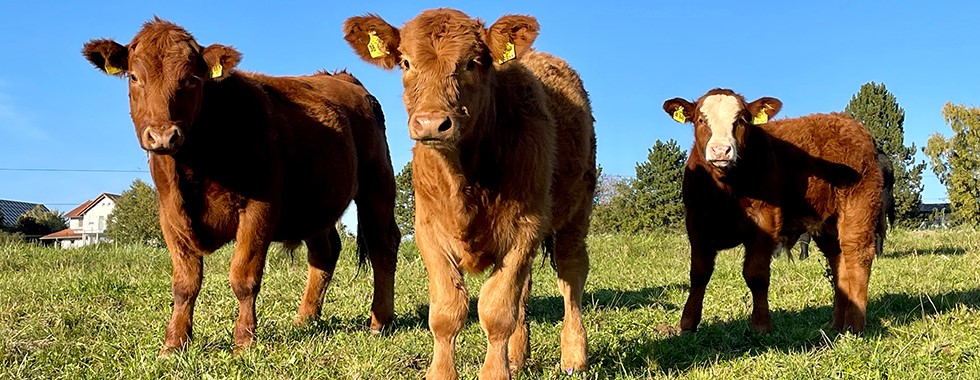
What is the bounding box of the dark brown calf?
[82,18,399,354]
[663,88,882,334]
[344,8,596,379]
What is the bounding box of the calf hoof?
[157,345,180,358]
[369,312,394,333]
[367,317,393,336]
[750,320,773,334]
[559,356,588,375]
[293,314,316,327]
[424,367,459,380]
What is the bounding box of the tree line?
[15,82,972,246]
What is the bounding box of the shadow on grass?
[399,284,686,331]
[884,246,968,258]
[592,288,980,376]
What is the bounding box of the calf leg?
[836,211,876,333]
[507,271,531,374]
[813,234,847,331]
[553,223,590,372]
[478,245,534,380]
[160,251,203,355]
[419,234,468,380]
[229,204,274,349]
[355,196,400,333]
[296,227,341,324]
[681,240,718,332]
[743,236,775,333]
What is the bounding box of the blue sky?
[0,1,974,226]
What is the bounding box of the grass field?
[1,228,979,379]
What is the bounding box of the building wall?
[82,198,115,235]
[80,197,115,244]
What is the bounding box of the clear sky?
[0,1,974,227]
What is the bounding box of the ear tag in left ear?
[367,31,388,58]
[752,109,769,125]
[104,63,121,75]
[498,42,516,64]
[672,106,687,123]
[210,63,223,79]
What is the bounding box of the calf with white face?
[664,90,782,168]
[662,88,882,336]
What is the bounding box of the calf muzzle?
[141,124,184,154]
[409,112,454,142]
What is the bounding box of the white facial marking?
[700,94,741,165]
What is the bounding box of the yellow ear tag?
[498,42,516,64]
[752,110,769,125]
[672,106,687,123]
[210,63,223,79]
[367,31,388,58]
[104,63,121,75]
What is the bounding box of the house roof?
[64,200,95,218]
[64,193,121,218]
[0,199,49,228]
[919,203,952,214]
[40,228,82,240]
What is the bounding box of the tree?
[107,179,164,246]
[15,205,66,237]
[589,173,630,233]
[591,139,686,233]
[845,82,926,225]
[393,162,415,237]
[923,103,980,226]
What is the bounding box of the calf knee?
[230,273,260,300]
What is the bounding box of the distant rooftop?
[0,199,49,228]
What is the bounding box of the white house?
[41,193,120,248]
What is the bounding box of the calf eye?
[400,59,410,70]
[129,74,138,83]
[466,59,479,71]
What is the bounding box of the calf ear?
[663,98,696,123]
[747,97,782,124]
[343,14,401,70]
[82,39,128,76]
[201,44,242,81]
[486,15,540,64]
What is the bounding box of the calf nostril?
[437,118,452,133]
[167,130,179,145]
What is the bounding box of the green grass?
[1,228,979,379]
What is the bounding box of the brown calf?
[663,88,882,334]
[82,18,400,354]
[344,8,596,379]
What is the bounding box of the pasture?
[1,228,978,379]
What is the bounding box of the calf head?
[344,9,539,148]
[83,18,241,155]
[663,89,782,169]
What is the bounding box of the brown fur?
[662,88,882,334]
[344,8,596,379]
[82,18,400,355]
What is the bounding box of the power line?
[0,168,148,173]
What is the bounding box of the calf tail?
[875,206,888,256]
[356,223,368,272]
[278,240,303,261]
[541,235,557,271]
[367,94,385,131]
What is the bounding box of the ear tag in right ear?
[104,63,121,75]
[367,31,388,58]
[498,42,516,64]
[210,63,223,79]
[752,109,769,125]
[672,106,687,123]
